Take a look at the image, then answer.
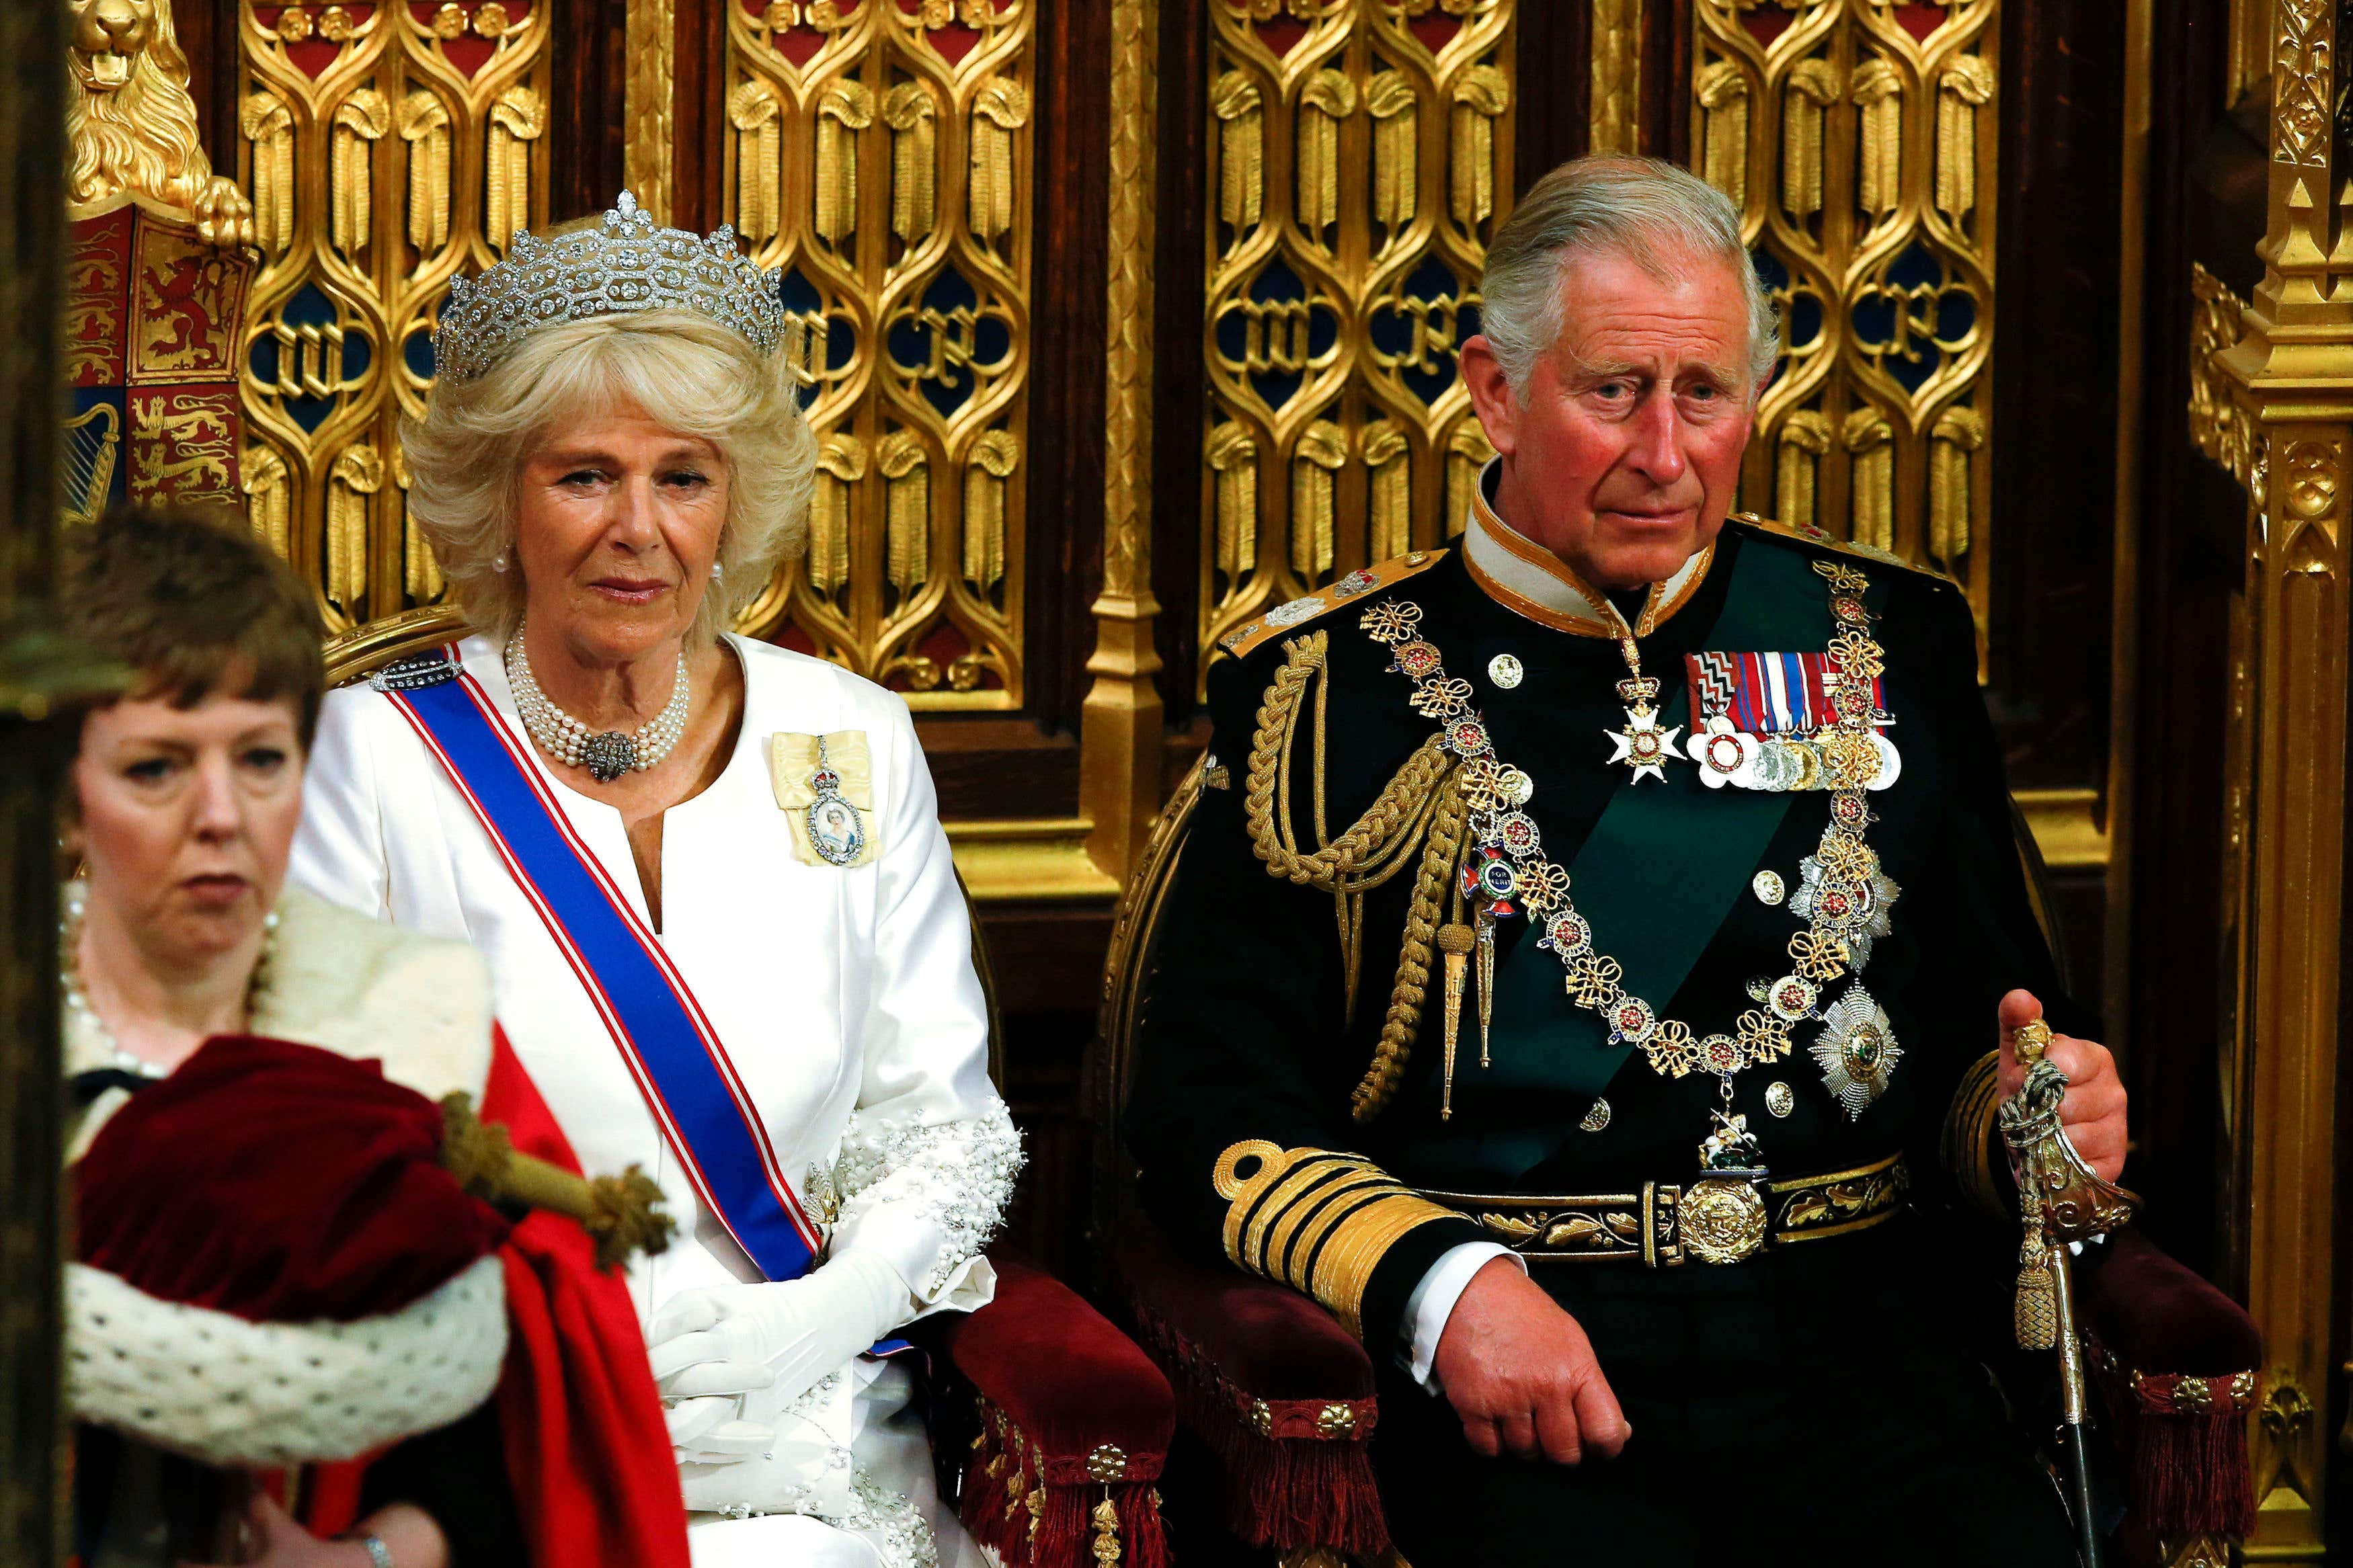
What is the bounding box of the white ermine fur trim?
[249,886,492,1102]
[67,1254,507,1467]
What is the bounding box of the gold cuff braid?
[1942,1048,2009,1221]
[1214,1141,1460,1341]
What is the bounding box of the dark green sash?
[1472,540,1841,1168]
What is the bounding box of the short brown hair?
[62,505,325,746]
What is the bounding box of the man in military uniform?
[1125,155,2126,1565]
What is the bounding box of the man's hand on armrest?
[1429,1256,1630,1466]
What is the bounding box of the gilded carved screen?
[228,0,1032,710]
[723,0,1034,710]
[235,0,551,633]
[1691,0,1997,637]
[1199,0,1514,688]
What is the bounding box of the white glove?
[649,1251,914,1413]
[664,1395,776,1466]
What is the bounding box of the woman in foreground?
[60,505,686,1568]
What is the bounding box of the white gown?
[290,631,1021,1568]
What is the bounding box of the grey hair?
[402,308,816,647]
[1478,154,1780,397]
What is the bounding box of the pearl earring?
[711,562,725,581]
[493,553,510,574]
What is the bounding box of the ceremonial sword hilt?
[1997,1017,2135,1568]
[1999,1018,2140,1251]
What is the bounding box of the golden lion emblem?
[67,0,254,247]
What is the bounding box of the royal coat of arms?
[65,207,253,522]
[62,0,256,524]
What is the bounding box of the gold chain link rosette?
[1357,557,1903,1122]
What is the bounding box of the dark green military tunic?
[1124,516,2081,1565]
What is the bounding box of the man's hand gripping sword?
[2000,1015,2141,1568]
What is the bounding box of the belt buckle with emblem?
[1683,1110,1769,1264]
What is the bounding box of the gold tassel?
[879,429,929,593]
[439,1093,674,1270]
[398,91,452,253]
[815,79,873,245]
[2014,1227,2058,1351]
[1449,65,1509,228]
[1436,923,1474,1120]
[1696,60,1748,212]
[963,429,1019,591]
[884,83,938,243]
[1212,71,1263,231]
[1090,1493,1122,1566]
[969,78,1030,241]
[326,444,383,612]
[330,89,387,257]
[1363,419,1410,561]
[1207,423,1259,583]
[1291,419,1345,581]
[486,86,545,256]
[1782,58,1841,221]
[241,91,295,253]
[1368,71,1417,232]
[729,81,784,243]
[1296,69,1355,237]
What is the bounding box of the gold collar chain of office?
[1356,561,1894,1120]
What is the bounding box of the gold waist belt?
[1419,1152,1909,1267]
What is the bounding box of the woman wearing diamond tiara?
[290,194,1019,1568]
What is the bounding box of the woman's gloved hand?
[648,1250,914,1414]
[664,1392,776,1466]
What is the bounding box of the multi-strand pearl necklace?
[61,884,276,1081]
[505,619,691,784]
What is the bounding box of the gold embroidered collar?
[1461,459,1714,639]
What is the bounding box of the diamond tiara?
[431,192,789,383]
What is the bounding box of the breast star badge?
[1810,983,1901,1119]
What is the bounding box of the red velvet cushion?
[2079,1228,2262,1375]
[1116,1218,1375,1405]
[934,1255,1173,1479]
[75,1034,510,1321]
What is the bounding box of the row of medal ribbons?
[1682,651,1901,793]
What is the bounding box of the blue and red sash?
[385,654,833,1288]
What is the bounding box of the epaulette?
[1217,548,1451,661]
[368,647,463,693]
[1727,512,1946,579]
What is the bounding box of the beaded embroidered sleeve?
[832,1100,1023,1299]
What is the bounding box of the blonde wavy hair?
[403,309,815,647]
